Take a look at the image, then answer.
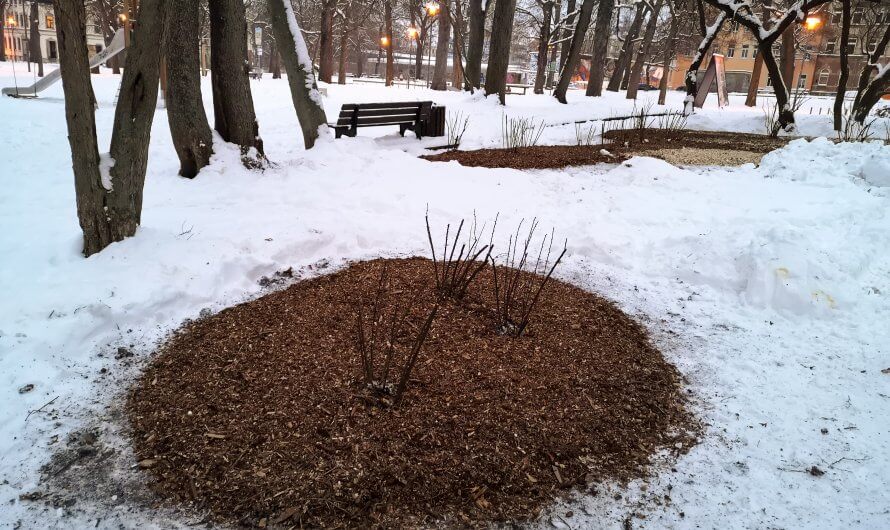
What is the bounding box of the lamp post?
[424,2,439,88]
[406,25,418,81]
[21,0,29,72]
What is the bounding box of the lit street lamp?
[423,2,439,88]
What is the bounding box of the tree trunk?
[318,0,335,83]
[384,0,394,85]
[626,0,663,100]
[166,0,213,178]
[559,0,576,73]
[683,12,726,115]
[545,3,561,88]
[759,42,794,131]
[533,1,554,94]
[268,0,328,149]
[0,0,7,61]
[451,0,465,88]
[415,22,426,80]
[464,0,485,90]
[553,0,595,104]
[657,6,678,105]
[780,26,795,89]
[484,0,518,103]
[851,23,890,123]
[30,1,44,76]
[270,41,282,78]
[607,2,645,92]
[338,5,350,84]
[209,0,265,161]
[106,0,168,237]
[585,0,614,97]
[431,0,451,90]
[833,0,850,131]
[744,53,763,106]
[52,0,115,256]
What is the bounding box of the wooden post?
[745,53,763,107]
[123,0,132,48]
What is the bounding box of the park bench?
[249,68,263,80]
[506,83,533,95]
[330,101,434,139]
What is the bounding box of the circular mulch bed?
[421,145,628,169]
[127,257,696,528]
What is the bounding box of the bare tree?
[267,0,329,148]
[626,0,665,99]
[533,0,555,94]
[317,0,336,82]
[384,0,394,85]
[682,9,726,115]
[30,1,44,77]
[657,0,680,105]
[851,21,890,123]
[834,0,851,131]
[209,0,266,162]
[85,0,123,74]
[166,0,213,178]
[607,2,646,92]
[585,0,615,97]
[553,0,596,103]
[485,0,519,103]
[464,0,486,89]
[431,0,451,89]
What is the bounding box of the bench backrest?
[336,101,433,128]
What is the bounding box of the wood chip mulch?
[127,257,698,528]
[421,145,628,169]
[603,128,791,153]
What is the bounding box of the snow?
[280,0,325,108]
[1,62,889,529]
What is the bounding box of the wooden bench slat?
[337,116,417,127]
[341,101,433,111]
[337,108,420,119]
[331,101,435,139]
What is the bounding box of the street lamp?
[423,3,439,87]
[380,35,390,47]
[804,16,822,31]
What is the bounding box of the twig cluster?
[355,264,439,407]
[426,211,496,300]
[502,115,546,150]
[446,111,471,147]
[490,219,567,337]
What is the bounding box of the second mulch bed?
[127,257,697,528]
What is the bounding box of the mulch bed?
[127,257,697,528]
[603,128,791,153]
[422,129,790,170]
[421,145,628,169]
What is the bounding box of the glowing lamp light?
[406,26,419,39]
[380,36,390,47]
[425,2,440,16]
[804,16,821,30]
[7,15,16,27]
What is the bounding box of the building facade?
[3,0,105,63]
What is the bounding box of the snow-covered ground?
[1,63,889,529]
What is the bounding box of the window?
[817,68,830,86]
[727,45,735,58]
[852,7,863,25]
[867,38,878,54]
[825,38,837,54]
[741,44,750,58]
[846,38,856,54]
[831,10,841,24]
[48,40,57,60]
[45,15,54,29]
[797,74,807,89]
[753,48,759,58]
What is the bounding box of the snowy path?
[1,66,889,529]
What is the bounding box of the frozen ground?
[1,63,889,529]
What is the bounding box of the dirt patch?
[127,257,697,528]
[603,128,790,154]
[422,145,627,169]
[423,130,790,170]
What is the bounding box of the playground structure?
[2,29,126,98]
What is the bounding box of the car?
[638,83,657,91]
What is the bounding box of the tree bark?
[759,41,794,130]
[607,2,645,92]
[270,42,282,78]
[30,1,44,77]
[268,0,328,149]
[451,0,465,88]
[106,0,168,236]
[780,26,795,88]
[626,0,663,100]
[52,0,115,256]
[338,4,350,84]
[431,0,451,90]
[657,5,678,105]
[0,0,7,61]
[683,12,726,115]
[744,53,764,106]
[209,0,265,160]
[851,22,890,122]
[585,0,614,97]
[464,0,485,90]
[533,1,554,94]
[415,21,426,80]
[384,0,394,85]
[553,0,595,103]
[545,3,561,88]
[318,0,335,83]
[484,0,518,103]
[833,0,850,131]
[559,0,576,72]
[166,0,213,178]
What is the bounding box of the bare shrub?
[355,263,439,407]
[426,210,496,300]
[837,104,878,142]
[446,111,471,147]
[502,115,546,150]
[575,122,598,146]
[489,219,567,337]
[656,111,688,131]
